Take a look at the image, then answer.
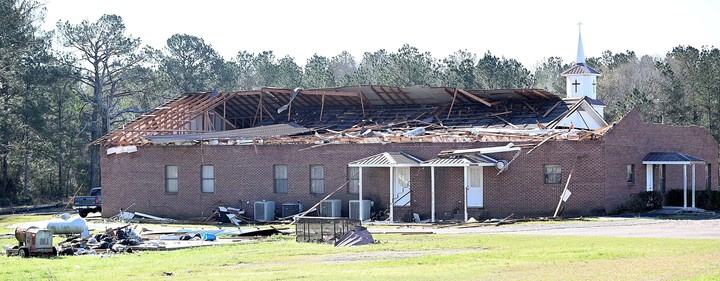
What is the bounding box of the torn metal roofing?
[145,123,309,144]
[348,152,423,167]
[421,154,499,167]
[642,152,704,164]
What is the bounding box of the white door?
[393,167,411,206]
[467,166,483,207]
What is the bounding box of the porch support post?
[389,167,394,222]
[683,164,688,209]
[464,166,468,222]
[692,164,696,208]
[431,166,436,223]
[646,165,654,191]
[358,167,364,222]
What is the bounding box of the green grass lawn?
[1,215,719,281]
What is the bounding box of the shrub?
[665,189,720,210]
[695,190,720,210]
[665,189,685,206]
[620,191,664,213]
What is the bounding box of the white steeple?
[561,23,604,116]
[576,23,585,64]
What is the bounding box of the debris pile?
[4,212,293,258]
[334,226,375,247]
[205,206,253,226]
[57,224,141,255]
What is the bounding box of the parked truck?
[72,187,101,218]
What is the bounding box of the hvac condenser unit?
[254,201,276,222]
[281,202,304,218]
[319,199,342,217]
[349,200,371,220]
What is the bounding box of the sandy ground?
[367,217,720,239]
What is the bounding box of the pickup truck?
[72,187,102,218]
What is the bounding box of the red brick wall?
[101,141,605,220]
[100,111,718,220]
[601,109,718,210]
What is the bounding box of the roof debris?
[96,86,612,147]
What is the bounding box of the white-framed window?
[393,167,411,206]
[274,165,288,194]
[544,164,561,184]
[347,167,359,195]
[310,165,324,194]
[201,165,214,193]
[165,165,179,193]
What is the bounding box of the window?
[165,165,179,193]
[707,164,712,190]
[310,165,324,194]
[393,167,411,206]
[544,165,562,184]
[274,165,288,194]
[626,164,635,184]
[201,165,214,193]
[347,167,359,194]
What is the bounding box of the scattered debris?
[234,227,284,237]
[334,226,375,247]
[133,212,175,222]
[205,206,247,225]
[553,171,573,218]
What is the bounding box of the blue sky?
[42,0,720,69]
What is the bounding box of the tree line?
[1,0,719,205]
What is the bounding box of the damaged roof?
[98,85,609,147]
[145,123,309,144]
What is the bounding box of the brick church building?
[97,30,718,222]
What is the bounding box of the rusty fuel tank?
[14,225,38,243]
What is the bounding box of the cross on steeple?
[572,80,580,92]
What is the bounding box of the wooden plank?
[543,101,563,118]
[495,115,519,129]
[319,94,325,121]
[531,89,554,100]
[447,88,458,119]
[369,85,391,105]
[456,89,495,107]
[522,101,537,112]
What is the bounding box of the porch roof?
[421,154,498,167]
[642,152,704,165]
[348,151,423,167]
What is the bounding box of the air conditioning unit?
[349,200,371,220]
[319,199,342,217]
[254,201,275,222]
[281,202,304,217]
